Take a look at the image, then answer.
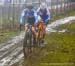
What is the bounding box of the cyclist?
[37,2,51,25]
[37,2,51,44]
[20,4,39,36]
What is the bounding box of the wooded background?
[0,0,75,30]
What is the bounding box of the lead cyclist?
[20,4,40,36]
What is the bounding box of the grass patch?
[21,32,75,66]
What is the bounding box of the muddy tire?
[23,30,32,58]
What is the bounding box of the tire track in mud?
[46,16,75,33]
[0,32,25,66]
[0,42,22,60]
[0,32,24,51]
[0,43,23,66]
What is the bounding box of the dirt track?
[0,32,24,66]
[0,16,75,66]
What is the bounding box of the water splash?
[46,16,75,33]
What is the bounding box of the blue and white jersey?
[20,8,38,25]
[37,7,51,24]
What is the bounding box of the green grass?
[0,31,19,43]
[21,32,75,66]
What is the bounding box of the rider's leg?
[43,24,46,38]
[24,23,29,32]
[31,26,37,46]
[32,26,37,36]
[42,24,46,44]
[43,20,49,37]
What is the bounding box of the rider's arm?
[46,8,51,21]
[20,9,26,25]
[36,7,41,15]
[33,9,39,24]
[36,7,40,13]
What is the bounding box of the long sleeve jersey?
[37,7,51,23]
[20,8,38,25]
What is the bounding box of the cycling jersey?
[20,8,38,25]
[37,7,51,24]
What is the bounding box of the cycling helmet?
[27,4,34,9]
[40,2,47,9]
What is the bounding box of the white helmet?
[40,2,47,9]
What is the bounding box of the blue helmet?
[27,4,34,9]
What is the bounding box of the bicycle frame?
[23,25,35,58]
[36,21,46,46]
[38,21,46,38]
